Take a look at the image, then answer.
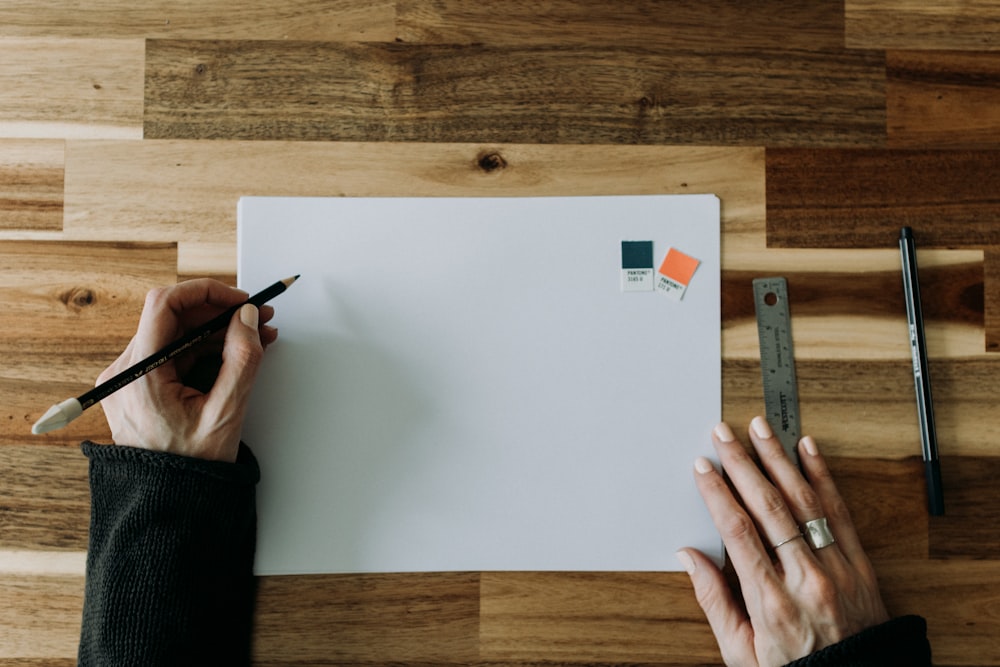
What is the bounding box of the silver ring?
[803,517,836,550]
[771,533,803,550]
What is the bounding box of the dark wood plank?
[144,40,886,147]
[0,140,63,232]
[847,0,1000,50]
[0,446,89,550]
[929,456,1000,559]
[887,50,1000,149]
[766,148,1000,248]
[480,572,719,664]
[0,0,394,40]
[0,241,176,447]
[877,560,1000,665]
[253,572,480,665]
[398,0,846,50]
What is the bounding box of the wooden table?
[2,2,999,664]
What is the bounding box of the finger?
[676,548,756,666]
[692,452,778,604]
[133,280,249,356]
[713,423,808,563]
[203,305,264,426]
[797,436,869,568]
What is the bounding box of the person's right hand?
[676,417,890,666]
[96,279,278,463]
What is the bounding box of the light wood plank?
[847,0,1000,51]
[253,573,479,664]
[398,0,846,50]
[887,51,1000,149]
[63,141,763,274]
[0,241,176,446]
[480,572,718,664]
[0,38,143,140]
[0,140,64,231]
[988,250,1000,352]
[0,574,83,660]
[0,0,394,40]
[144,40,886,147]
[0,446,89,551]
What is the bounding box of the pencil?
[899,228,944,516]
[31,275,299,435]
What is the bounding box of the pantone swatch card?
[621,240,655,291]
[656,247,701,300]
[239,194,721,575]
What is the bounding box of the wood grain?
[988,250,1000,352]
[0,446,89,551]
[254,572,480,664]
[0,574,84,660]
[846,0,1000,50]
[0,140,63,231]
[0,0,394,41]
[0,38,143,140]
[62,141,763,276]
[0,241,176,446]
[398,0,846,50]
[480,572,718,664]
[887,50,1000,149]
[144,40,886,146]
[930,455,1000,560]
[766,148,1000,249]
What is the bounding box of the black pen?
[31,275,298,435]
[899,228,944,515]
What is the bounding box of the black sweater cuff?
[784,615,931,666]
[78,442,259,666]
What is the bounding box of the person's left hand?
[96,279,278,463]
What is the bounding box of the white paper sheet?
[238,195,723,575]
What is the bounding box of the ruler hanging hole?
[764,292,778,306]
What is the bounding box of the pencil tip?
[282,275,300,287]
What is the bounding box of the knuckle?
[794,485,823,514]
[758,487,787,517]
[719,512,756,542]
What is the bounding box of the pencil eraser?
[655,248,700,300]
[621,240,654,292]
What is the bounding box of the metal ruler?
[753,277,802,467]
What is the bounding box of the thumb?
[205,304,265,413]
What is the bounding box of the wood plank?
[63,141,763,275]
[143,40,886,146]
[253,573,480,665]
[0,446,89,551]
[0,574,83,660]
[887,51,1000,149]
[846,0,1000,51]
[480,572,718,664]
[0,38,143,140]
[929,456,1000,559]
[0,241,176,446]
[0,140,64,232]
[723,358,1000,460]
[398,0,846,50]
[0,0,394,40]
[877,559,1000,665]
[988,249,1000,352]
[766,148,1000,248]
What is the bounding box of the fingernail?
[751,416,773,439]
[694,457,715,474]
[240,304,259,329]
[801,436,819,457]
[675,550,696,574]
[713,422,736,442]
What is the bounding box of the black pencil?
[31,275,298,435]
[899,228,944,516]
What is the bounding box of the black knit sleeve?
[783,615,932,667]
[78,441,260,667]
